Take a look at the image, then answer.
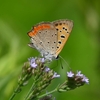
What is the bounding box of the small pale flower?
[67,71,74,77]
[28,57,37,68]
[28,57,35,62]
[76,71,83,77]
[31,62,37,68]
[82,76,89,84]
[45,67,50,72]
[40,58,45,63]
[52,72,60,78]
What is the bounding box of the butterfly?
[27,19,73,61]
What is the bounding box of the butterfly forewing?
[53,20,73,56]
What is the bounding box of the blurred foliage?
[0,0,100,100]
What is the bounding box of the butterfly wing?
[28,22,58,60]
[52,19,73,56]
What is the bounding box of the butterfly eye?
[56,55,59,59]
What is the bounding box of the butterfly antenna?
[59,55,72,70]
[59,57,63,69]
[48,60,58,69]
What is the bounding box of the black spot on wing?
[61,35,65,38]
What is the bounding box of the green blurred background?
[0,0,100,100]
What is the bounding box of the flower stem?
[9,74,29,100]
[25,70,43,100]
[38,88,57,99]
[25,80,36,100]
[9,84,21,100]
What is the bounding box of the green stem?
[9,84,21,100]
[25,72,43,100]
[9,74,29,100]
[25,81,35,100]
[38,88,57,99]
